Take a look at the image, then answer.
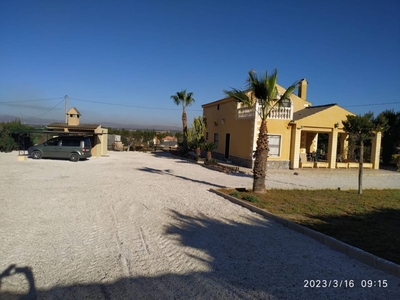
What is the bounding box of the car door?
[59,138,74,159]
[43,138,60,158]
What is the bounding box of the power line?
[1,97,398,111]
[35,99,65,117]
[0,97,64,104]
[6,98,64,119]
[69,97,203,111]
[343,101,400,108]
[0,96,203,113]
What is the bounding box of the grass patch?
[243,194,260,203]
[229,191,240,198]
[219,188,400,265]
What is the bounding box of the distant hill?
[0,115,181,131]
[0,114,60,126]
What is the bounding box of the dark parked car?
[28,136,92,162]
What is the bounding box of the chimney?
[298,78,308,100]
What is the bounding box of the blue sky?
[1,0,399,127]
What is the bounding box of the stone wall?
[267,160,290,169]
[211,152,290,170]
[211,152,253,168]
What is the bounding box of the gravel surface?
[0,151,399,299]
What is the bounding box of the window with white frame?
[214,133,219,149]
[268,135,281,157]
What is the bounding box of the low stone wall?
[267,160,290,169]
[212,152,290,170]
[203,161,239,173]
[212,152,253,168]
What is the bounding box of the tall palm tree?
[171,90,195,153]
[224,69,299,193]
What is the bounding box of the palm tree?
[171,90,195,153]
[202,141,218,161]
[224,69,299,193]
[342,112,387,194]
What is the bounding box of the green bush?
[0,120,35,152]
[208,158,218,165]
[202,142,218,152]
[392,154,400,171]
[229,191,240,198]
[243,195,260,203]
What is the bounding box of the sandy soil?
[0,151,399,299]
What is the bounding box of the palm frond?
[280,80,300,100]
[170,94,181,106]
[247,70,258,88]
[171,89,195,110]
[224,88,253,107]
[268,80,300,113]
[266,69,278,99]
[186,92,195,106]
[180,90,186,100]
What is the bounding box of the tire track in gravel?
[103,198,257,299]
[4,152,400,299]
[107,198,201,276]
[110,203,130,277]
[53,189,125,286]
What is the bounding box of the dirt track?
[0,152,399,299]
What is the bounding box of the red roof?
[163,136,177,141]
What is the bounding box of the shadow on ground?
[2,211,399,299]
[300,207,400,265]
[137,166,227,188]
[150,151,254,178]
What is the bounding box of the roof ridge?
[305,103,337,108]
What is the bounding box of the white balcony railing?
[237,106,292,120]
[267,107,292,120]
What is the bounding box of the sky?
[1,0,399,128]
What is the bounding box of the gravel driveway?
[0,151,399,299]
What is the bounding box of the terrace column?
[328,128,338,169]
[370,131,382,169]
[312,133,318,153]
[340,133,348,160]
[290,126,302,169]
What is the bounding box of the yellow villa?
[202,79,382,170]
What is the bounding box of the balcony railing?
[237,106,292,120]
[267,107,292,120]
[237,107,255,119]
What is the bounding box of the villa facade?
[202,79,381,169]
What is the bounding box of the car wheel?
[32,151,42,159]
[69,153,79,162]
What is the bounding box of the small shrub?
[209,158,218,165]
[243,195,260,203]
[229,191,240,198]
[391,154,400,171]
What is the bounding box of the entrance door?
[225,133,230,159]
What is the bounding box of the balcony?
[237,106,292,120]
[267,107,292,120]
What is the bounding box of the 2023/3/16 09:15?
[303,279,388,288]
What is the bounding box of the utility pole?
[20,113,22,123]
[65,95,68,123]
